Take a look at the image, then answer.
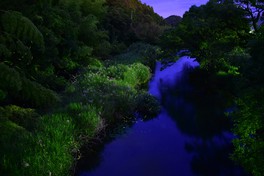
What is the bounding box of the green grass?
[0,43,161,176]
[0,104,102,175]
[20,113,76,176]
[67,103,102,140]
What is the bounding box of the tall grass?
[0,104,102,175]
[67,103,102,141]
[0,47,160,175]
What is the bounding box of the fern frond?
[1,11,44,48]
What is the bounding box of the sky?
[141,0,209,18]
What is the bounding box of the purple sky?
[141,0,209,18]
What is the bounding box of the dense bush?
[0,105,39,131]
[232,92,264,176]
[69,61,156,124]
[0,118,28,176]
[19,77,60,108]
[0,63,22,97]
[75,64,138,122]
[135,92,161,120]
[0,0,164,175]
[0,63,59,108]
[108,42,162,70]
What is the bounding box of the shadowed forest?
[0,0,263,175]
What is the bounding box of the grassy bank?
[0,43,161,175]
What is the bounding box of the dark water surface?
[78,57,247,176]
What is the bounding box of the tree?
[160,0,250,73]
[235,0,264,31]
[0,10,44,68]
[104,0,164,45]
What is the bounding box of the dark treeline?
[160,0,264,175]
[0,0,163,175]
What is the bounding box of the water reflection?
[154,57,248,175]
[185,134,247,176]
[77,57,248,176]
[78,110,195,176]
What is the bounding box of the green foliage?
[80,0,106,19]
[0,63,60,107]
[76,67,136,122]
[78,15,108,46]
[20,113,77,176]
[34,66,68,91]
[132,21,165,43]
[160,0,250,73]
[0,104,101,176]
[19,77,60,108]
[232,92,264,176]
[0,115,28,175]
[1,10,44,48]
[229,25,264,176]
[109,42,162,69]
[0,0,163,175]
[77,45,94,65]
[72,62,152,123]
[122,63,151,87]
[0,105,39,131]
[215,58,240,76]
[0,63,22,95]
[67,103,101,139]
[105,0,164,45]
[135,92,161,120]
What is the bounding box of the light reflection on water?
[79,57,248,176]
[80,109,194,176]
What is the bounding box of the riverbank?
[0,43,161,175]
[75,56,248,176]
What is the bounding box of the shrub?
[109,42,162,68]
[35,66,68,91]
[131,63,151,85]
[0,117,28,175]
[135,92,161,121]
[0,105,39,131]
[107,63,151,88]
[0,63,60,108]
[19,77,60,108]
[106,64,128,80]
[74,63,151,123]
[100,84,137,122]
[0,63,22,96]
[78,72,137,122]
[232,92,264,176]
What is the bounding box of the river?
[76,56,248,176]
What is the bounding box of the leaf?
[1,10,44,49]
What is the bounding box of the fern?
[1,10,44,48]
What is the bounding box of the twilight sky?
[141,0,209,18]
